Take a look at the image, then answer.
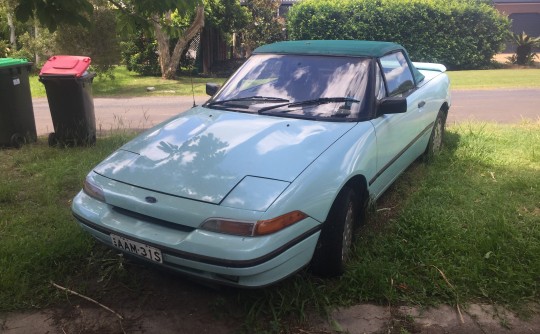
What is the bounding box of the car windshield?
[207,54,371,120]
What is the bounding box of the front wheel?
[311,187,359,277]
[423,110,446,162]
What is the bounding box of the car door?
[368,51,429,199]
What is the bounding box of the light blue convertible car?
[72,40,450,287]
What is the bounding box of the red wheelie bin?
[39,55,96,146]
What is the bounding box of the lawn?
[1,121,538,331]
[448,68,540,89]
[30,66,227,98]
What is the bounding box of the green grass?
[30,66,226,98]
[343,121,540,306]
[0,132,138,310]
[448,69,540,89]
[1,122,539,331]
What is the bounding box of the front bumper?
[72,190,320,287]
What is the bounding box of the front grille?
[112,206,196,233]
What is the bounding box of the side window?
[380,52,415,96]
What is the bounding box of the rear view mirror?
[206,83,221,96]
[377,97,407,116]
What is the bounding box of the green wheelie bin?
[39,55,96,146]
[0,58,37,148]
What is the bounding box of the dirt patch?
[3,240,540,334]
[493,53,514,64]
[1,261,246,333]
[492,53,540,69]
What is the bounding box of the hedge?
[287,0,510,70]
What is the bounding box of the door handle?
[418,101,426,108]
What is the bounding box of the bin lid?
[39,55,91,77]
[0,58,29,68]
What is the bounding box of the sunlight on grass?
[30,66,226,98]
[448,69,540,89]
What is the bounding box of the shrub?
[120,33,161,77]
[54,7,121,76]
[287,0,510,70]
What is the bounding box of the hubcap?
[432,119,443,153]
[341,202,354,262]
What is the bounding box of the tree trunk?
[516,45,531,65]
[34,22,40,64]
[154,6,205,80]
[7,11,17,49]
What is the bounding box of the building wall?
[493,1,540,51]
[494,2,540,15]
[509,12,540,36]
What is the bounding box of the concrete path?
[321,304,540,334]
[2,303,540,333]
[31,89,540,136]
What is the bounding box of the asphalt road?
[447,89,540,124]
[31,89,540,136]
[33,95,210,136]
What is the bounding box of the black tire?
[10,133,26,149]
[423,110,446,162]
[311,187,359,277]
[86,134,97,146]
[48,132,58,147]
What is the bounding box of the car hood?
[94,107,355,204]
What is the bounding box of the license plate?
[110,234,163,263]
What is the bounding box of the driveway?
[31,89,540,136]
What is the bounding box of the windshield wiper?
[258,97,360,113]
[207,96,290,107]
[288,97,360,108]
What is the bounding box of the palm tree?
[511,32,540,65]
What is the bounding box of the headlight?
[82,176,106,202]
[201,211,308,237]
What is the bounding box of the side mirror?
[206,83,221,96]
[377,97,407,116]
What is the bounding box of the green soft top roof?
[253,40,425,83]
[253,40,404,57]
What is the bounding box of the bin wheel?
[10,134,26,149]
[88,134,96,145]
[48,132,59,147]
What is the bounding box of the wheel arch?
[340,174,370,221]
[440,101,450,121]
[343,174,368,201]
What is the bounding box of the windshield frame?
[205,54,376,122]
